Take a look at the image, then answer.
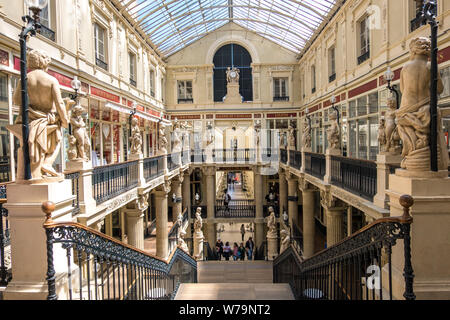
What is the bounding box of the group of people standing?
[215,237,255,261]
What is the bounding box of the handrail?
[273,194,415,300]
[42,201,197,300]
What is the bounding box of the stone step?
[197,261,273,283]
[175,283,294,300]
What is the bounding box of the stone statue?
[172,119,182,153]
[194,207,203,236]
[302,118,311,149]
[378,118,387,152]
[130,117,142,154]
[280,229,290,253]
[288,125,296,150]
[69,104,90,160]
[327,111,340,150]
[396,37,448,171]
[254,120,261,147]
[136,193,148,211]
[280,131,288,149]
[158,124,168,154]
[266,206,277,238]
[178,229,189,253]
[67,135,78,161]
[205,121,214,146]
[8,49,70,180]
[181,121,192,151]
[384,97,401,154]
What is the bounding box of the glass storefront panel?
[369,116,379,160]
[357,96,367,116]
[349,120,356,158]
[358,119,368,159]
[368,92,378,114]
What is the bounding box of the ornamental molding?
[105,190,137,214]
[320,188,336,209]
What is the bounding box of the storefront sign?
[215,114,252,119]
[91,86,121,103]
[170,115,201,120]
[266,112,297,118]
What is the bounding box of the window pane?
[349,120,356,158]
[369,116,379,160]
[357,96,367,116]
[349,100,357,118]
[368,92,378,114]
[358,119,368,159]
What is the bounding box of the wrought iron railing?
[273,195,416,300]
[143,155,164,182]
[190,149,205,163]
[167,152,181,171]
[215,199,255,218]
[262,148,279,162]
[95,58,108,71]
[289,150,301,170]
[168,208,188,253]
[130,78,136,87]
[274,96,289,101]
[0,186,11,285]
[357,50,370,65]
[304,152,326,179]
[42,202,197,300]
[329,73,336,83]
[213,148,255,163]
[410,16,426,32]
[330,155,377,201]
[280,149,288,164]
[177,98,193,104]
[291,223,304,255]
[92,160,139,205]
[65,171,80,215]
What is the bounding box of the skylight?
[115,0,339,57]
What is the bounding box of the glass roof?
[116,0,339,57]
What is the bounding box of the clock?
[230,71,237,78]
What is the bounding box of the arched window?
[213,44,252,102]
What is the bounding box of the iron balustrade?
[143,155,164,182]
[289,150,302,170]
[39,24,55,41]
[0,187,11,286]
[291,223,304,255]
[304,152,326,179]
[92,160,139,205]
[213,148,255,163]
[280,149,288,164]
[168,209,188,253]
[329,73,336,83]
[273,195,416,300]
[95,58,108,71]
[190,149,205,163]
[262,148,279,162]
[357,50,370,65]
[274,96,289,101]
[167,152,181,171]
[130,78,136,87]
[65,171,80,215]
[43,203,197,300]
[215,199,255,218]
[330,155,377,201]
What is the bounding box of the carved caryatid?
[130,117,142,155]
[302,118,311,149]
[326,111,340,150]
[158,124,168,154]
[69,104,91,161]
[136,193,149,211]
[266,206,277,238]
[288,125,296,150]
[205,121,214,146]
[172,119,182,153]
[194,207,203,237]
[384,97,401,154]
[280,229,290,253]
[396,37,449,171]
[378,118,387,152]
[7,49,70,180]
[254,120,261,147]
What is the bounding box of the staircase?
[175,261,294,300]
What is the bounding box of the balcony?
[357,50,370,65]
[311,87,316,94]
[215,199,255,218]
[280,149,288,164]
[304,152,325,180]
[274,96,289,102]
[143,155,164,182]
[96,58,108,71]
[39,24,55,41]
[289,150,301,170]
[130,78,137,87]
[178,98,193,104]
[328,73,336,83]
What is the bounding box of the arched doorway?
[213,43,253,102]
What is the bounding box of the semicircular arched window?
[213,43,253,102]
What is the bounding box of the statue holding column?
[383,97,402,155]
[280,229,290,253]
[302,118,311,149]
[8,49,70,180]
[158,124,168,155]
[266,206,278,260]
[193,207,204,260]
[69,104,91,161]
[326,111,340,150]
[130,117,142,155]
[396,37,448,171]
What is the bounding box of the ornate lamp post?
[128,101,137,155]
[420,0,439,172]
[20,0,48,180]
[383,67,400,109]
[68,76,81,135]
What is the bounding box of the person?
[238,243,246,261]
[223,241,231,261]
[232,242,239,261]
[240,224,246,241]
[223,191,231,215]
[245,237,255,260]
[215,239,223,260]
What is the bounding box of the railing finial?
[42,201,55,225]
[399,194,414,221]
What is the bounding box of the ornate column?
[124,193,148,250]
[286,173,299,228]
[254,167,264,248]
[203,166,216,244]
[347,205,353,237]
[182,169,192,237]
[154,180,171,259]
[300,178,315,259]
[321,190,346,247]
[171,174,183,223]
[279,169,288,215]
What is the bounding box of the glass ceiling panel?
[118,0,338,57]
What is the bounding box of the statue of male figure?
[396,37,448,171]
[9,50,70,180]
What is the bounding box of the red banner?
[91,86,120,103]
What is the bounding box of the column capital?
[156,179,171,195]
[202,166,216,176]
[298,177,316,192]
[135,193,149,211]
[320,189,347,210]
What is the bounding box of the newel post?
[399,194,415,300]
[42,201,57,300]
